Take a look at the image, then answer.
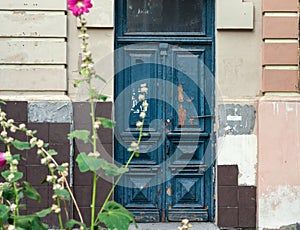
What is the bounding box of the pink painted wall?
[258,97,300,227]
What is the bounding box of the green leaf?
[12,140,31,150]
[15,215,47,230]
[2,185,15,201]
[35,208,52,218]
[68,130,90,143]
[0,204,10,224]
[80,69,89,77]
[0,100,6,105]
[76,152,105,172]
[1,171,23,183]
[96,117,116,129]
[95,74,106,83]
[101,162,129,177]
[142,133,149,136]
[47,149,58,156]
[12,154,21,161]
[97,201,137,230]
[17,191,24,200]
[56,165,67,172]
[23,181,41,202]
[32,130,37,135]
[89,89,108,101]
[74,79,86,86]
[55,189,70,201]
[65,219,87,230]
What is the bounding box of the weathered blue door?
[114,0,215,222]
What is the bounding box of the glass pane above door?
[126,0,203,33]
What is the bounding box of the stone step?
[129,222,220,230]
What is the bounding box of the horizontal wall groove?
[0,11,66,15]
[263,39,298,43]
[264,65,299,70]
[264,12,299,16]
[0,64,66,69]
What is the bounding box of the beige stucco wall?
[216,0,262,100]
[67,0,114,101]
[216,0,261,186]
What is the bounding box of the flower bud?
[10,203,17,211]
[53,184,62,190]
[54,208,61,214]
[10,165,17,173]
[57,177,64,184]
[51,204,58,211]
[5,137,14,143]
[182,219,189,225]
[49,163,56,169]
[140,86,148,93]
[36,139,44,148]
[30,137,37,145]
[1,131,7,137]
[61,162,69,168]
[37,149,43,155]
[10,126,16,133]
[7,173,14,181]
[19,123,26,129]
[8,225,16,230]
[7,119,14,124]
[140,111,146,119]
[138,94,145,101]
[26,130,32,135]
[136,121,143,128]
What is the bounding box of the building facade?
[0,0,299,228]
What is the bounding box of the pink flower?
[67,0,93,17]
[0,152,6,167]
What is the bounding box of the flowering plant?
[0,1,149,229]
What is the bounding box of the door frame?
[114,0,216,222]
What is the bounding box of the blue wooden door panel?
[164,45,213,221]
[115,0,215,222]
[115,43,165,222]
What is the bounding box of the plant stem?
[91,172,97,229]
[6,144,19,225]
[41,148,84,223]
[57,198,63,229]
[97,119,145,217]
[89,82,98,230]
[97,151,135,216]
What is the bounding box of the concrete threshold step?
[129,222,219,230]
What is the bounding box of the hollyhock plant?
[67,0,93,17]
[0,151,6,166]
[0,1,148,229]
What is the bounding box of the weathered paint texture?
[28,101,72,123]
[218,104,256,136]
[258,97,300,228]
[215,0,262,99]
[217,135,257,186]
[0,3,67,95]
[259,185,300,228]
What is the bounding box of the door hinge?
[159,43,168,56]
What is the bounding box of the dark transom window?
[126,0,203,33]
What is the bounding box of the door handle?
[189,115,215,119]
[166,118,172,125]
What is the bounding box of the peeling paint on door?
[178,104,186,127]
[178,84,184,102]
